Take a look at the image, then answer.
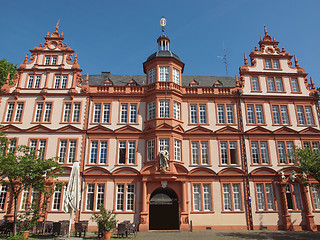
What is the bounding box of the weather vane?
[160,17,166,34]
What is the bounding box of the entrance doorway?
[149,187,179,230]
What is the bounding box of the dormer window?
[127,79,137,86]
[214,80,223,87]
[159,67,169,82]
[189,79,199,87]
[149,68,156,84]
[104,78,113,86]
[173,68,179,84]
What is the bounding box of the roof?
[146,50,181,62]
[87,72,236,87]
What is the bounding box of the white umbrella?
[63,160,81,238]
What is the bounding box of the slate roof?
[88,72,236,88]
[146,50,181,62]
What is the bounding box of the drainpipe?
[237,89,253,230]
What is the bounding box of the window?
[173,68,180,84]
[255,183,275,211]
[118,140,136,164]
[44,56,57,65]
[285,184,303,210]
[159,66,169,82]
[52,184,63,211]
[220,141,238,165]
[147,140,154,161]
[251,77,260,91]
[93,103,111,123]
[86,183,105,211]
[222,183,242,211]
[173,101,181,120]
[267,77,284,92]
[191,141,209,165]
[190,104,207,124]
[54,75,68,88]
[303,141,320,153]
[34,102,52,123]
[296,106,314,125]
[251,141,269,164]
[192,183,212,211]
[272,105,289,125]
[311,184,320,210]
[174,139,181,161]
[120,103,137,123]
[27,75,41,88]
[291,78,300,92]
[0,185,8,210]
[116,184,135,211]
[63,102,81,123]
[30,139,47,160]
[20,186,30,210]
[159,138,170,153]
[147,102,155,120]
[277,141,294,164]
[30,189,40,210]
[58,139,77,163]
[246,104,264,124]
[148,68,156,84]
[217,104,235,124]
[159,100,170,118]
[5,102,24,122]
[265,59,280,69]
[89,140,108,164]
[265,60,272,69]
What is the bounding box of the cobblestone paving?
[25,230,320,240]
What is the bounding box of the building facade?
[0,23,320,231]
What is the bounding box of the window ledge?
[190,211,214,214]
[221,210,245,213]
[255,210,278,213]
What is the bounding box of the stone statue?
[160,146,169,170]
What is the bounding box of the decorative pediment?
[26,125,52,133]
[87,125,114,134]
[185,126,213,134]
[250,167,277,175]
[114,125,142,134]
[143,124,155,133]
[0,124,22,133]
[56,125,84,133]
[213,80,223,87]
[83,167,111,175]
[299,127,320,135]
[189,79,199,86]
[112,167,140,175]
[154,123,174,131]
[218,167,244,176]
[246,126,272,134]
[215,126,241,134]
[172,124,185,134]
[189,167,216,175]
[273,126,298,135]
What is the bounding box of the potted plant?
[91,205,117,240]
[18,205,41,239]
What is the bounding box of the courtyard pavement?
[25,230,320,240]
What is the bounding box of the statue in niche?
[159,146,169,172]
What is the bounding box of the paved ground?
[25,230,320,240]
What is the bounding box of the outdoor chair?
[75,221,88,237]
[35,221,44,234]
[117,223,128,238]
[127,223,137,237]
[52,221,69,236]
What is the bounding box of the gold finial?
[160,17,166,34]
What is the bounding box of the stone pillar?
[302,185,317,231]
[279,183,292,230]
[139,181,149,231]
[180,181,189,231]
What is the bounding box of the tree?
[292,146,320,184]
[0,58,17,87]
[0,134,62,236]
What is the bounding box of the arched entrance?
[149,187,179,230]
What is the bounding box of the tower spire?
[55,20,59,33]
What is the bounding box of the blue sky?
[1,0,319,86]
